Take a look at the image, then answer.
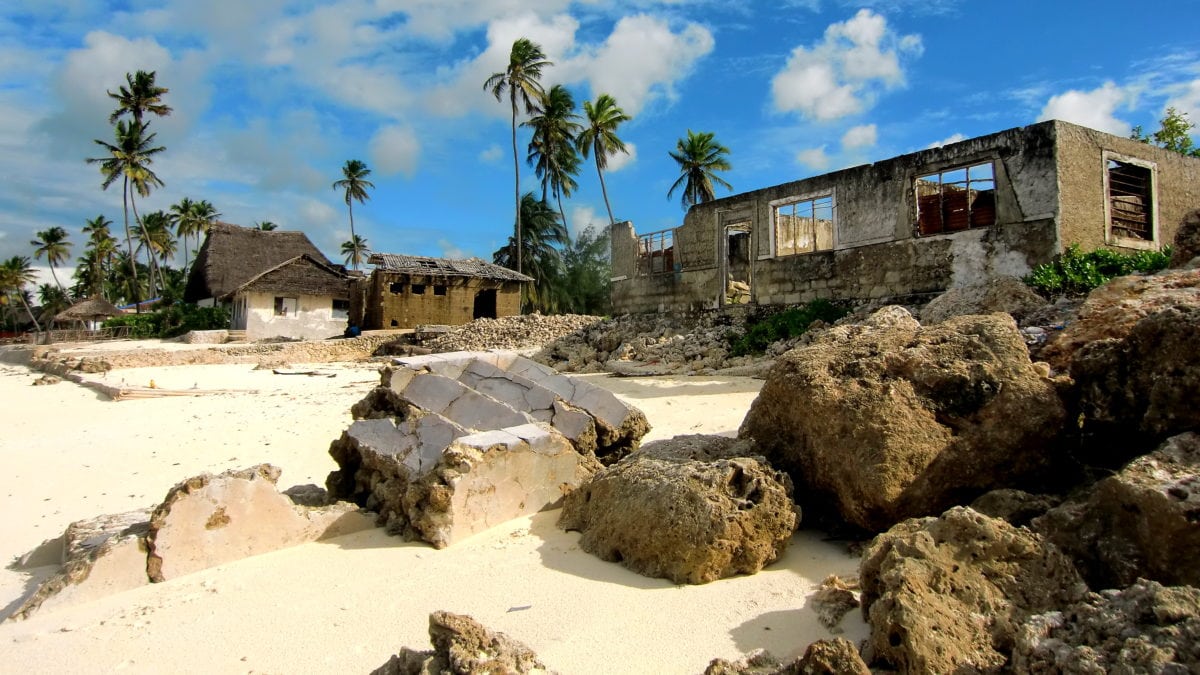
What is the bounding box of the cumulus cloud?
[925,132,966,149]
[479,144,504,163]
[771,9,921,121]
[370,125,421,177]
[1166,78,1200,120]
[604,141,637,172]
[796,146,831,170]
[841,123,876,149]
[1038,81,1135,136]
[568,204,605,238]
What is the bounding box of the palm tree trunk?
[348,202,357,271]
[129,195,164,300]
[510,90,522,276]
[49,265,65,294]
[596,160,615,225]
[17,291,41,333]
[555,190,569,241]
[121,178,140,310]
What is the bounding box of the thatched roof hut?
[219,255,349,301]
[184,222,338,303]
[52,297,122,324]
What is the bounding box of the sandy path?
[0,358,864,674]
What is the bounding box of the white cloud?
[1166,78,1200,120]
[771,9,920,121]
[370,125,421,177]
[1038,81,1135,136]
[925,132,966,149]
[796,146,831,170]
[479,144,504,163]
[604,141,637,172]
[568,204,605,238]
[841,123,876,149]
[437,238,469,259]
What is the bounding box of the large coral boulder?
[919,276,1048,325]
[1039,267,1200,370]
[739,308,1068,532]
[1033,432,1200,590]
[372,611,553,675]
[559,435,797,585]
[1170,208,1200,268]
[702,640,869,675]
[860,507,1087,674]
[1012,580,1200,673]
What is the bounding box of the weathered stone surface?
[919,276,1049,326]
[1033,432,1200,590]
[372,611,553,675]
[739,308,1068,532]
[147,464,372,581]
[701,640,869,675]
[1039,267,1200,370]
[1170,208,1200,268]
[7,509,151,621]
[702,649,785,675]
[860,507,1087,674]
[559,435,797,585]
[1012,580,1200,674]
[1071,306,1200,456]
[969,489,1062,528]
[811,575,860,632]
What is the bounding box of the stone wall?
[362,272,521,330]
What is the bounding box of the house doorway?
[723,221,752,305]
[473,289,497,319]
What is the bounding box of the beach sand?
[0,357,865,674]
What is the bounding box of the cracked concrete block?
[390,370,534,432]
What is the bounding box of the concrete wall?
[239,290,347,341]
[1055,120,1200,252]
[612,121,1063,314]
[363,272,522,329]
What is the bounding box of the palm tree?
[668,129,733,209]
[37,283,71,321]
[524,84,582,230]
[81,215,117,285]
[578,94,631,225]
[30,226,72,294]
[171,198,220,271]
[137,211,177,284]
[87,119,166,306]
[341,235,370,269]
[332,160,373,269]
[492,193,569,313]
[254,221,278,231]
[107,70,172,124]
[0,255,42,332]
[484,38,553,275]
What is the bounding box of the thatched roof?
[184,223,337,302]
[369,253,533,282]
[220,254,349,300]
[53,297,122,322]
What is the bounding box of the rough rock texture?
[328,353,636,548]
[1170,208,1200,268]
[1039,267,1200,371]
[970,489,1062,528]
[811,575,860,631]
[7,509,151,621]
[702,640,869,675]
[423,313,603,353]
[860,507,1087,674]
[739,308,1068,532]
[919,276,1049,326]
[559,435,797,585]
[372,611,553,675]
[1012,580,1200,674]
[1071,306,1200,457]
[1033,432,1200,590]
[147,464,372,581]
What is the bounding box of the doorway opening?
[723,221,752,305]
[473,289,497,319]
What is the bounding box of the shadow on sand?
[527,510,666,590]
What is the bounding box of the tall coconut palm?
[667,129,733,209]
[169,198,220,271]
[87,119,166,306]
[524,84,582,230]
[341,234,370,269]
[255,221,278,231]
[492,193,568,313]
[484,38,552,275]
[107,70,172,124]
[578,94,631,225]
[332,160,373,269]
[0,255,42,332]
[30,226,72,294]
[137,210,177,284]
[37,283,71,321]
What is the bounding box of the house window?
[637,229,675,275]
[331,299,350,319]
[273,296,298,317]
[1105,154,1156,244]
[389,282,405,294]
[433,285,447,296]
[773,193,835,256]
[411,284,426,295]
[915,161,996,236]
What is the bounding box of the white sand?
[0,358,865,674]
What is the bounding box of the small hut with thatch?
[185,223,350,341]
[43,296,126,343]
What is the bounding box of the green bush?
[1023,244,1172,297]
[729,299,849,357]
[103,312,162,339]
[103,304,229,339]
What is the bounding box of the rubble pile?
[424,313,603,353]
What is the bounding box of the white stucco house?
[184,223,351,341]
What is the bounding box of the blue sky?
[3,0,1199,286]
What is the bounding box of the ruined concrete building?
[354,254,532,330]
[611,120,1200,314]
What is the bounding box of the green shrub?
[1023,244,1172,298]
[729,299,849,357]
[102,312,162,339]
[103,304,229,339]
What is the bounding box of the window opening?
[915,161,996,236]
[331,299,350,319]
[273,296,298,317]
[389,282,405,294]
[1107,159,1153,241]
[637,229,675,275]
[433,285,447,296]
[411,284,426,295]
[774,194,834,256]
